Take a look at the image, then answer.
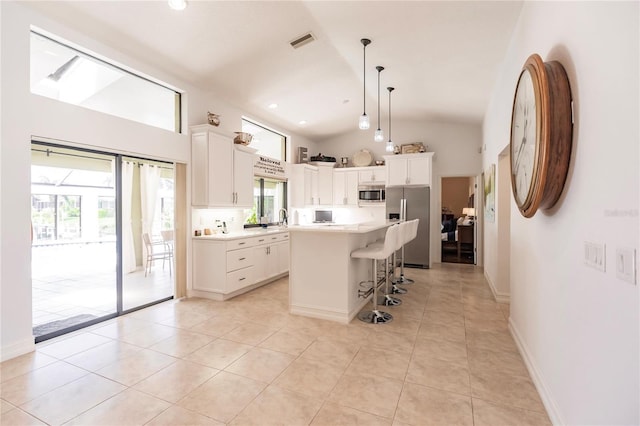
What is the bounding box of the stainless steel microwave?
[358,186,385,204]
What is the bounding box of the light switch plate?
[616,248,636,285]
[584,241,606,272]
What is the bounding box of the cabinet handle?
[258,239,265,242]
[239,257,246,261]
[238,242,246,245]
[271,236,277,240]
[239,277,246,281]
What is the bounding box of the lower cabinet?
[192,232,289,300]
[253,235,290,283]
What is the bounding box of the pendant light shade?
[374,66,385,142]
[359,38,371,130]
[386,87,395,152]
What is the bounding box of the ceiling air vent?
[290,32,316,49]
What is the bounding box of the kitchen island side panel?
[288,226,387,323]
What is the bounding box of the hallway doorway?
[441,176,476,264]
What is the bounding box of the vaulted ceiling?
[25,1,523,140]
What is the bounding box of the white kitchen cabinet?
[333,169,359,206]
[191,231,289,300]
[357,166,386,185]
[191,124,256,207]
[316,163,334,205]
[252,233,289,283]
[384,152,434,187]
[290,164,318,207]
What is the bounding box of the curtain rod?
[32,148,174,171]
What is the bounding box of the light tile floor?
[1,263,551,425]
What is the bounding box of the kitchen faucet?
[278,208,288,226]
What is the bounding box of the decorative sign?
[254,155,286,179]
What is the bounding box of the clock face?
[509,53,572,218]
[511,68,538,207]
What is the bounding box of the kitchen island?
[287,222,394,323]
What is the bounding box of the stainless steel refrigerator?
[386,186,430,268]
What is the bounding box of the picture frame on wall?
[400,142,426,154]
[484,164,496,223]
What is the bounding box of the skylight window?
[30,31,182,133]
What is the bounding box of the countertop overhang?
[287,220,397,234]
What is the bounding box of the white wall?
[319,119,482,264]
[0,1,318,361]
[482,2,639,424]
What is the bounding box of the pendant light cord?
[377,68,381,129]
[388,87,394,142]
[360,39,371,115]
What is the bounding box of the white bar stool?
[351,223,399,324]
[396,219,419,285]
[367,222,406,304]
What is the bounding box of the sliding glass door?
[121,157,174,311]
[31,142,174,342]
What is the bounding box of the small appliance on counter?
[313,210,334,223]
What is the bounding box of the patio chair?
[142,232,172,277]
[160,230,174,255]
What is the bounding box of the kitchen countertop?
[192,227,289,241]
[287,220,397,234]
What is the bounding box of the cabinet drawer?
[226,267,254,293]
[266,233,289,243]
[251,235,270,246]
[227,238,254,250]
[250,232,289,246]
[227,247,253,272]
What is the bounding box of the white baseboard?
[484,270,510,303]
[1,336,35,362]
[509,318,564,425]
[289,304,350,324]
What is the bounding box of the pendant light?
[358,38,371,130]
[374,66,385,142]
[386,87,395,152]
[168,0,187,10]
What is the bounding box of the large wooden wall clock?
[510,53,573,218]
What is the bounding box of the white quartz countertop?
[287,220,397,234]
[193,227,289,241]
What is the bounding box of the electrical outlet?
[584,241,606,271]
[616,248,636,285]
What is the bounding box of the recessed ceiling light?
[168,0,187,11]
[268,103,278,109]
[299,120,307,125]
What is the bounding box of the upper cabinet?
[290,164,318,207]
[357,166,386,185]
[384,152,434,187]
[290,163,336,207]
[315,163,334,206]
[333,169,359,206]
[191,125,256,208]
